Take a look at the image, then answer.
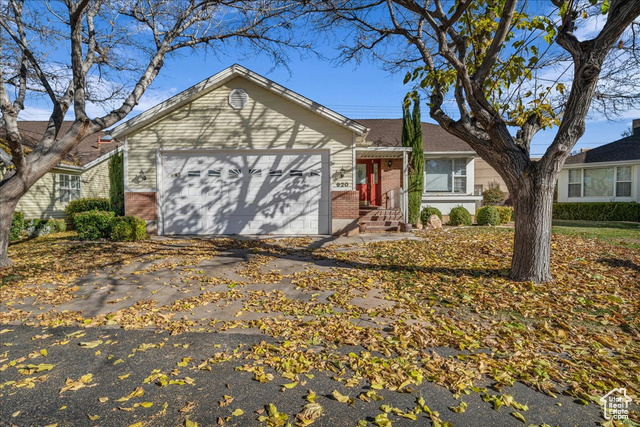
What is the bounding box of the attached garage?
[159,149,330,235]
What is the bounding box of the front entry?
[356,159,381,206]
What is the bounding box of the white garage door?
[160,150,330,235]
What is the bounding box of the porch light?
[140,170,147,181]
[387,160,393,167]
[340,167,345,178]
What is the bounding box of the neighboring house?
[558,119,640,203]
[358,118,498,214]
[0,122,121,219]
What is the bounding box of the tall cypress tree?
[108,151,125,216]
[402,98,424,224]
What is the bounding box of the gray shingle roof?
[565,134,640,164]
[356,119,474,152]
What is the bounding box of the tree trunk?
[0,193,19,268]
[508,175,556,282]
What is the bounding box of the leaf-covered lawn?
[552,220,640,249]
[1,228,639,425]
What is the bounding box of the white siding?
[14,160,111,219]
[127,77,355,192]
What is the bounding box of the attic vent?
[228,88,248,109]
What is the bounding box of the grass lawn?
[552,220,640,249]
[1,228,639,424]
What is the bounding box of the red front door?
[356,159,381,206]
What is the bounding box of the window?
[269,169,283,177]
[187,170,201,177]
[59,174,81,203]
[425,159,467,193]
[616,166,632,197]
[249,168,262,176]
[568,166,633,198]
[568,169,582,198]
[228,169,242,177]
[208,169,221,177]
[584,167,614,197]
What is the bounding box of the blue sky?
[20,26,637,158]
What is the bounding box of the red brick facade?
[331,190,359,219]
[125,192,157,221]
[380,159,403,209]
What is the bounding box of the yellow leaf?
[185,418,198,427]
[99,397,108,403]
[331,390,351,404]
[140,402,153,408]
[87,414,100,421]
[283,382,298,389]
[40,349,47,356]
[12,411,20,417]
[231,408,244,416]
[59,406,67,410]
[511,411,526,423]
[129,423,143,427]
[118,374,130,380]
[79,340,103,349]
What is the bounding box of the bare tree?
[308,0,640,282]
[0,0,306,267]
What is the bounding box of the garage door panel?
[162,151,329,235]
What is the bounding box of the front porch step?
[359,209,403,221]
[362,224,401,232]
[361,220,401,227]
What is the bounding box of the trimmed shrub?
[65,198,110,217]
[482,181,505,206]
[74,210,115,240]
[420,206,443,224]
[496,206,514,224]
[448,206,472,226]
[476,206,501,226]
[553,202,640,222]
[110,216,147,242]
[10,211,24,241]
[24,218,67,237]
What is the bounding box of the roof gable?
[111,64,368,138]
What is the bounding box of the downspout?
[403,150,409,223]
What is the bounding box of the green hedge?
[476,206,501,226]
[110,216,147,241]
[553,202,640,222]
[10,211,24,241]
[24,218,66,237]
[496,206,514,224]
[65,198,111,217]
[74,211,115,240]
[449,206,472,226]
[420,206,443,223]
